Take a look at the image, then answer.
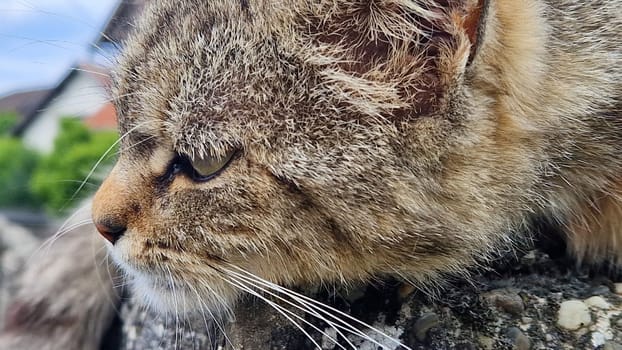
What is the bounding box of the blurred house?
[12,0,147,153]
[12,64,112,153]
[95,0,147,47]
[84,102,117,131]
[0,89,50,122]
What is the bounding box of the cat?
[92,0,622,313]
[89,0,621,345]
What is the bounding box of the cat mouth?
[132,274,198,312]
[108,247,238,314]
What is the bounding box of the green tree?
[0,111,18,135]
[31,118,118,214]
[0,137,41,208]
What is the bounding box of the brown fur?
[92,0,622,314]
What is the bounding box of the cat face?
[92,0,541,313]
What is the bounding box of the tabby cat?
[92,0,621,334]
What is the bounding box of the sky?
[0,0,119,96]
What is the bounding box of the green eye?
[189,149,237,181]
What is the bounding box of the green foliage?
[51,117,91,152]
[0,111,18,135]
[31,118,118,214]
[0,137,41,208]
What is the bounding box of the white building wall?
[22,72,110,153]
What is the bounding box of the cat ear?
[306,0,489,117]
[459,0,489,64]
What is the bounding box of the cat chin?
[108,248,237,317]
[129,271,237,317]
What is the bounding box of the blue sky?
[0,0,119,96]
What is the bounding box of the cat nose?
[95,221,126,245]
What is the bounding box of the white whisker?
[180,279,237,350]
[67,121,153,206]
[116,135,157,156]
[222,275,323,350]
[219,268,356,349]
[222,267,387,349]
[92,232,122,316]
[32,220,94,261]
[225,264,411,350]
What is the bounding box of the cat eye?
[165,149,238,183]
[188,149,237,181]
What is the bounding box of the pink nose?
[95,222,126,245]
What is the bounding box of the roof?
[0,89,51,120]
[84,102,117,130]
[95,0,147,46]
[12,64,111,136]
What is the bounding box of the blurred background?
[0,3,159,344]
[0,0,146,228]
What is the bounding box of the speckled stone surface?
[117,248,622,350]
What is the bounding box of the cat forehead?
[113,0,467,145]
[112,1,305,127]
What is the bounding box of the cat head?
[92,0,544,313]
